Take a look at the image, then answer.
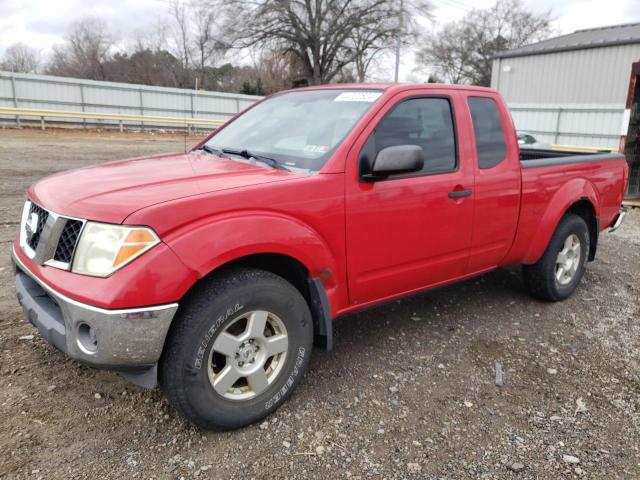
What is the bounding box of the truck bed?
[504,148,628,265]
[519,148,621,168]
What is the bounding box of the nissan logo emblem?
[25,212,39,242]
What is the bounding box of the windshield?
[203,89,383,172]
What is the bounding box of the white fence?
[0,73,628,149]
[509,103,626,149]
[0,71,261,130]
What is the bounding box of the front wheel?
[160,268,314,430]
[523,214,589,302]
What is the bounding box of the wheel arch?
[565,199,598,261]
[163,211,341,351]
[177,252,333,351]
[523,178,599,264]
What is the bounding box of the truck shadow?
[327,265,530,356]
[9,264,552,437]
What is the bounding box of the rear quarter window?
[468,97,507,169]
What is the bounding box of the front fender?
[522,178,599,264]
[164,211,340,290]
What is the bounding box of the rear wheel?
[523,214,589,302]
[160,268,313,430]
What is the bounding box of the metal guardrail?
[0,107,616,154]
[1,71,261,130]
[0,107,226,132]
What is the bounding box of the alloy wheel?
[207,310,289,401]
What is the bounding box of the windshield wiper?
[221,148,290,171]
[197,144,226,157]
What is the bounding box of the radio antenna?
[183,81,188,153]
[185,76,199,153]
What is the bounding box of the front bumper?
[12,247,178,388]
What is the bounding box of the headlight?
[72,222,160,277]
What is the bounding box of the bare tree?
[351,0,432,82]
[130,22,172,53]
[167,0,193,87]
[164,0,228,88]
[47,18,113,80]
[350,22,393,82]
[0,43,40,73]
[251,48,306,93]
[418,0,553,86]
[34,10,248,92]
[191,2,228,89]
[217,0,432,85]
[418,29,470,84]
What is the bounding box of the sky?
[0,0,638,82]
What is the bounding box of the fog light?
[77,323,98,354]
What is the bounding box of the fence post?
[139,88,144,131]
[554,107,563,144]
[235,98,240,114]
[40,116,45,130]
[190,92,195,135]
[79,82,87,129]
[10,75,20,128]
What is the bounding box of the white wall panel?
[509,103,625,148]
[0,71,262,128]
[493,44,640,104]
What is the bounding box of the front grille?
[21,200,85,269]
[27,203,49,250]
[53,219,83,263]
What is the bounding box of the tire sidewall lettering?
[193,302,243,370]
[264,346,306,411]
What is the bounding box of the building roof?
[495,22,640,59]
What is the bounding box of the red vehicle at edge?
[13,84,628,429]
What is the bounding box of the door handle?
[448,189,472,199]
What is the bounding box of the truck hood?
[28,151,298,224]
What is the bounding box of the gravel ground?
[0,128,639,479]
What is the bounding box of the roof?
[282,83,495,94]
[495,22,640,59]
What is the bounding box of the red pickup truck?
[13,84,627,430]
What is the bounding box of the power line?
[446,0,474,9]
[433,0,472,12]
[441,0,474,9]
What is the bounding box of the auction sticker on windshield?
[334,91,382,102]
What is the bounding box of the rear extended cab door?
[344,88,476,308]
[462,92,522,273]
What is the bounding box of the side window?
[371,97,457,175]
[468,97,507,169]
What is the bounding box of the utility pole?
[394,0,404,83]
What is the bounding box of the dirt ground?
[0,127,638,479]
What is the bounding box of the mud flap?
[307,278,333,351]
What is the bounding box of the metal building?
[491,23,640,150]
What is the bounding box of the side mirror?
[362,145,424,181]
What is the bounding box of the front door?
[345,91,474,307]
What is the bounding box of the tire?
[523,214,589,302]
[160,268,314,430]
